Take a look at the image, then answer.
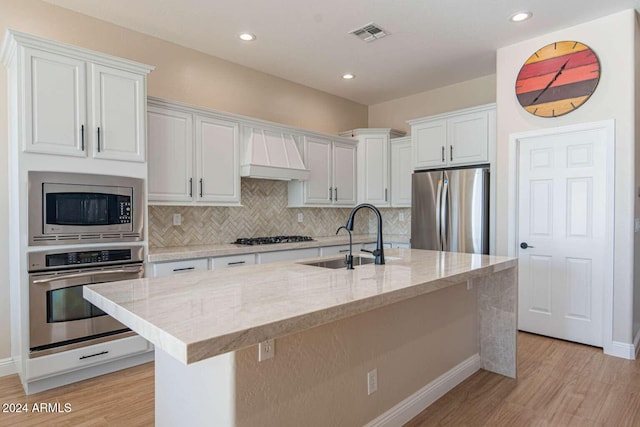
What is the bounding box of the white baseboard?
[365,354,481,427]
[0,357,17,377]
[606,341,635,360]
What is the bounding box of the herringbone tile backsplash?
[149,178,410,248]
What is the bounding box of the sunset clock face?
[515,41,600,118]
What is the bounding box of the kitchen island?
[85,248,517,426]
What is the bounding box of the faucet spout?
[345,203,385,265]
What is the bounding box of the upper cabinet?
[3,31,153,162]
[147,98,240,206]
[288,136,356,207]
[390,136,412,207]
[340,128,405,207]
[408,104,495,170]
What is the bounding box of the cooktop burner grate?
[233,235,314,245]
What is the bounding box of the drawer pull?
[227,261,246,266]
[173,267,195,272]
[338,249,350,253]
[79,350,109,360]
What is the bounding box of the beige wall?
[0,0,367,361]
[368,74,496,133]
[496,10,636,344]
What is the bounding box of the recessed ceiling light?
[238,32,256,41]
[510,11,532,23]
[342,73,355,80]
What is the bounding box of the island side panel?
[155,348,236,426]
[233,282,479,427]
[476,265,518,378]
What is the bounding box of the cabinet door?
[147,106,194,203]
[412,119,447,170]
[391,139,412,207]
[195,115,240,204]
[448,111,488,166]
[304,136,332,205]
[23,48,87,157]
[360,134,389,206]
[90,64,146,162]
[332,141,357,206]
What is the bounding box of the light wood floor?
[406,332,640,426]
[0,333,639,426]
[0,362,154,426]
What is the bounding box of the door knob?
[520,242,534,249]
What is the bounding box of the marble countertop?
[85,248,516,365]
[147,234,410,263]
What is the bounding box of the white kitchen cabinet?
[257,248,319,264]
[147,99,240,206]
[409,104,495,170]
[211,254,255,269]
[319,245,352,256]
[195,115,240,203]
[89,64,146,162]
[340,129,405,207]
[151,258,209,277]
[390,136,412,207]
[17,38,151,162]
[288,136,356,207]
[147,106,194,202]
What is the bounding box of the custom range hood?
[240,127,310,181]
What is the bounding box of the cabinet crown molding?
[339,128,405,138]
[1,29,154,74]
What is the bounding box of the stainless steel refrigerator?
[411,166,489,254]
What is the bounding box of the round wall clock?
[515,41,600,117]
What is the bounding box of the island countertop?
[84,248,516,365]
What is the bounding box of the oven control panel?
[28,247,144,272]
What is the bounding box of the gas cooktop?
[233,235,314,246]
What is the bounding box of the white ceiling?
[44,0,637,105]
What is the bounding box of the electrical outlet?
[398,212,405,222]
[467,279,473,290]
[172,213,182,226]
[367,368,378,395]
[258,339,275,361]
[297,213,304,223]
[635,218,640,233]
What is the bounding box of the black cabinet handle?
[97,127,101,152]
[520,242,534,249]
[441,146,445,162]
[173,266,195,272]
[81,125,85,151]
[450,145,453,161]
[227,261,246,266]
[329,187,333,201]
[79,350,108,360]
[334,187,338,201]
[199,179,203,197]
[189,178,193,197]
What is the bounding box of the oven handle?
[32,266,143,284]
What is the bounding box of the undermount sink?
[300,255,376,269]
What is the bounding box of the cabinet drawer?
[152,258,208,277]
[27,335,149,380]
[257,248,319,264]
[320,245,356,256]
[211,254,255,270]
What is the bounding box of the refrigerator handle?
[435,179,443,250]
[441,179,449,251]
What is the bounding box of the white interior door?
[517,127,610,347]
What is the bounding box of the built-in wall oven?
[28,171,144,246]
[28,246,144,357]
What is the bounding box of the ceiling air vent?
[349,23,388,42]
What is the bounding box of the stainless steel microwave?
[28,171,144,246]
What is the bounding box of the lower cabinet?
[151,258,209,277]
[27,335,150,380]
[256,248,319,264]
[211,254,255,270]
